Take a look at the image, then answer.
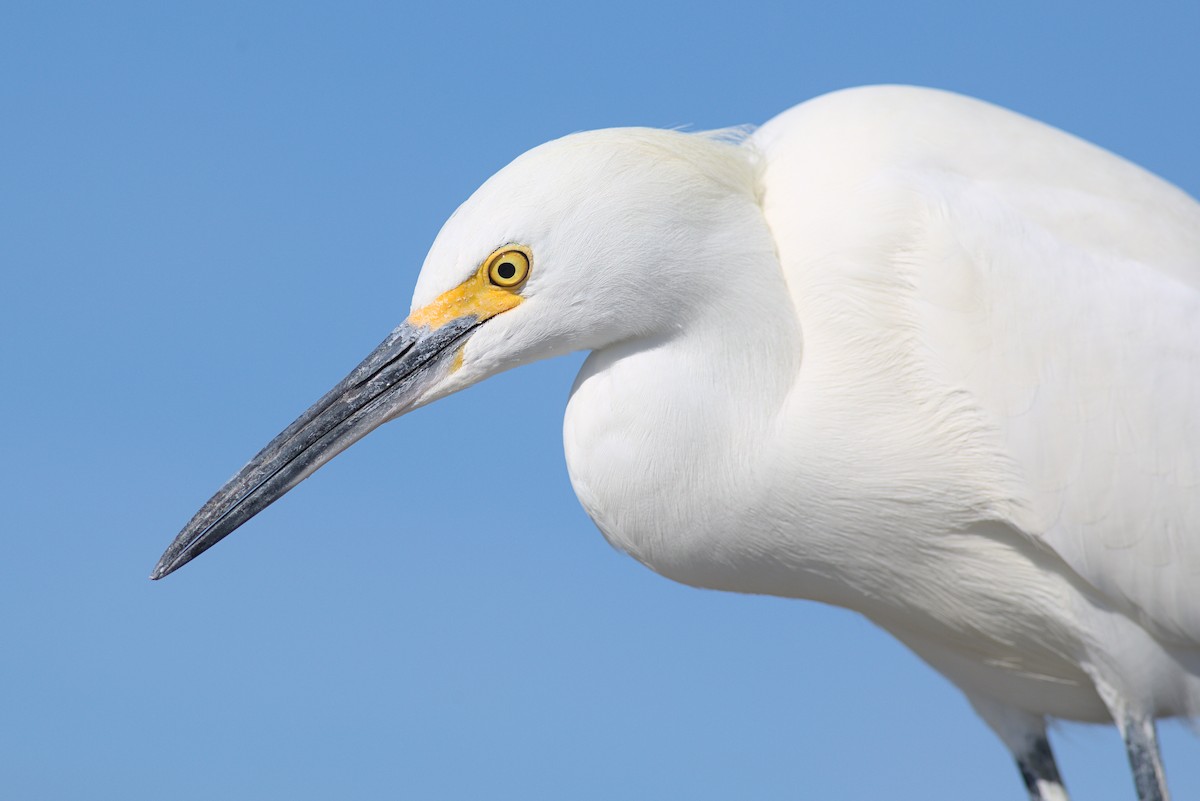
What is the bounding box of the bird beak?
[150,314,480,580]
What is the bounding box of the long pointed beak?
[151,315,479,580]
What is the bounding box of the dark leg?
[967,695,1069,801]
[1015,733,1069,801]
[1119,715,1169,801]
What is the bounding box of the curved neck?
[563,215,801,587]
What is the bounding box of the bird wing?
[754,86,1200,644]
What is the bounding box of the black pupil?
[497,261,517,280]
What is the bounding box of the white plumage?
[156,85,1200,800]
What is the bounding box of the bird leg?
[1015,734,1069,801]
[966,696,1069,801]
[1117,714,1169,801]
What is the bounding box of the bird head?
[151,127,763,579]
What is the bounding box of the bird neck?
[563,244,801,589]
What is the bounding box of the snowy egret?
[153,86,1200,801]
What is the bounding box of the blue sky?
[2,2,1198,799]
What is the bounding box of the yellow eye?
[485,247,531,289]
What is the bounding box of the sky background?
[3,2,1199,799]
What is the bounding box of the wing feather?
[755,86,1200,643]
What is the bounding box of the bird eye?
[485,247,531,289]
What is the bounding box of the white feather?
[405,84,1200,786]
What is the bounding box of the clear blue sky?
[2,2,1198,799]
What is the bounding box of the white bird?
[152,86,1200,801]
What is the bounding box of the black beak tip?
[149,559,173,581]
[149,547,190,581]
